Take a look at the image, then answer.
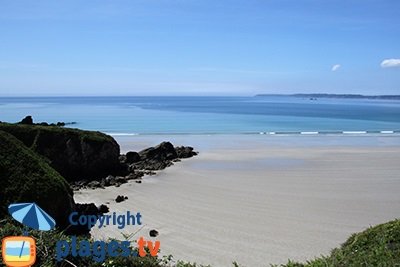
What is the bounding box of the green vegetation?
[275,219,400,267]
[0,130,74,227]
[1,217,399,266]
[0,122,114,148]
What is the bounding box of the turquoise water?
[1,96,400,135]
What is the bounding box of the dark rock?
[75,203,99,214]
[128,164,136,172]
[71,180,89,190]
[134,171,147,177]
[175,146,198,158]
[114,176,127,187]
[67,203,102,235]
[126,172,144,180]
[126,151,141,164]
[135,180,142,184]
[72,171,145,191]
[115,195,128,203]
[149,229,159,237]
[33,121,76,127]
[131,142,198,171]
[119,155,127,163]
[134,160,172,170]
[19,116,33,125]
[104,175,115,186]
[87,180,102,189]
[98,204,109,213]
[139,142,177,162]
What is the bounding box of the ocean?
[1,96,400,135]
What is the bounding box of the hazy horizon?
[1,93,400,98]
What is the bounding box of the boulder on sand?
[130,141,198,171]
[175,146,198,158]
[139,141,178,161]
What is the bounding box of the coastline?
[74,134,400,266]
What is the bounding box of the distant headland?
[255,93,400,100]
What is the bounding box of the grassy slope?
[0,130,74,226]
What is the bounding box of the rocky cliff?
[0,122,121,181]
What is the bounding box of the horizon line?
[1,93,400,98]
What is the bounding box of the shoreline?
[114,134,400,153]
[75,135,400,266]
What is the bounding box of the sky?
[0,0,399,96]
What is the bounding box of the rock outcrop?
[0,121,121,181]
[19,115,76,127]
[175,146,198,158]
[73,142,199,190]
[19,115,33,125]
[122,141,198,171]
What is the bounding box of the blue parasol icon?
[8,203,56,231]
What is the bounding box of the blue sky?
[0,0,399,96]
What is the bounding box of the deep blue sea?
[1,96,400,135]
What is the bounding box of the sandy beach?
[74,135,400,267]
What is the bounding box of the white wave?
[342,131,367,134]
[106,133,140,136]
[300,131,319,135]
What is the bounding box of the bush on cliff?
[0,130,75,228]
[0,122,121,181]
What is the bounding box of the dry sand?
[74,135,400,267]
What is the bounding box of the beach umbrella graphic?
[8,203,56,231]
